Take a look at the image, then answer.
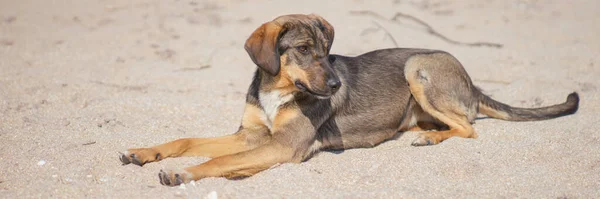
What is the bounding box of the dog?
[119,14,579,186]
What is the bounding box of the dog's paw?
[158,169,193,186]
[411,135,438,146]
[119,148,162,166]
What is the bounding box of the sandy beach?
[1,0,599,198]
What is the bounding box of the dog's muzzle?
[295,80,340,99]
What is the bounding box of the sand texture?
[1,0,599,198]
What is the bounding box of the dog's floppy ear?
[310,14,335,53]
[244,21,285,76]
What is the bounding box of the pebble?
[178,183,186,189]
[99,177,108,183]
[174,191,184,197]
[37,160,46,166]
[63,178,73,184]
[205,191,218,199]
[190,180,196,186]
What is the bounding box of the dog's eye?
[296,46,309,54]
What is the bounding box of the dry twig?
[473,78,511,85]
[350,10,503,48]
[174,64,211,72]
[82,141,96,146]
[371,21,399,47]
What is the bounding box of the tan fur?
[405,53,478,145]
[241,103,268,130]
[154,107,307,184]
[244,21,285,75]
[272,108,301,132]
[478,103,510,120]
[181,141,295,180]
[264,51,323,95]
[121,103,271,165]
[267,54,305,94]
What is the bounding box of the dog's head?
[245,14,341,99]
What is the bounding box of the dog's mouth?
[294,81,332,99]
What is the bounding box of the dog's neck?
[257,69,297,95]
[256,69,297,129]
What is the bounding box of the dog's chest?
[258,91,294,129]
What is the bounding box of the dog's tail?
[477,91,579,121]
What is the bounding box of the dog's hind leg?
[119,104,271,166]
[405,52,479,146]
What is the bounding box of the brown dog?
[119,14,579,186]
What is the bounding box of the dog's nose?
[327,79,342,91]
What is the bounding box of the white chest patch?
[259,90,294,129]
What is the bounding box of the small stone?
[205,191,218,199]
[174,191,184,197]
[86,175,92,178]
[4,16,16,23]
[37,160,46,166]
[63,178,73,184]
[178,183,186,189]
[99,177,108,183]
[52,174,58,178]
[0,40,14,46]
[189,180,196,186]
[61,120,71,126]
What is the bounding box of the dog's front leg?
[157,107,317,186]
[119,131,265,166]
[120,104,270,166]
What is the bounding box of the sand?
[1,0,599,198]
